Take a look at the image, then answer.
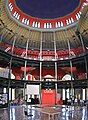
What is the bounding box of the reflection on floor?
[0,105,88,120]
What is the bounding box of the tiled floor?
[0,105,88,120]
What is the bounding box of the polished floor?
[0,105,88,120]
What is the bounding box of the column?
[24,29,30,80]
[39,31,42,81]
[7,35,17,106]
[54,32,58,104]
[12,89,15,100]
[7,25,20,113]
[23,30,30,101]
[67,37,74,99]
[9,88,11,101]
[39,32,42,104]
[82,89,86,100]
[53,32,57,80]
[86,88,88,100]
[62,89,66,100]
[78,33,88,79]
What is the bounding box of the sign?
[0,68,9,78]
[43,90,53,93]
[26,85,40,95]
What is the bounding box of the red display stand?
[41,89,56,105]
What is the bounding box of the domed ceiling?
[0,0,88,53]
[7,0,87,29]
[15,0,80,19]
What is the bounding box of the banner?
[0,67,9,78]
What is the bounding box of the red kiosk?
[41,76,57,105]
